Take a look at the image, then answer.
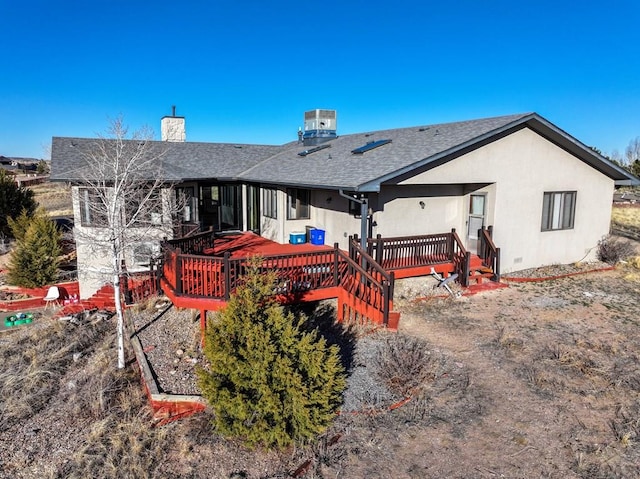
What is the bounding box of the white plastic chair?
[43,286,60,309]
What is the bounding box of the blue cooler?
[289,232,306,244]
[310,229,325,245]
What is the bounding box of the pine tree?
[7,209,32,243]
[7,209,62,288]
[197,259,346,449]
[0,169,36,237]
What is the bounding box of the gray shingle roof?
[50,113,640,188]
[50,137,284,182]
[241,113,533,190]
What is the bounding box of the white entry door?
[467,194,486,242]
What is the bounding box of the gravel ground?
[130,302,202,395]
[129,299,400,411]
[502,260,612,279]
[128,260,615,408]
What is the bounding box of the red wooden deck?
[158,229,500,331]
[202,232,333,258]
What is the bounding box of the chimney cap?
[161,105,184,119]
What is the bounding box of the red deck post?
[375,234,383,265]
[451,229,457,259]
[175,248,182,295]
[223,252,231,301]
[333,243,340,286]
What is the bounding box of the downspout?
[339,189,368,250]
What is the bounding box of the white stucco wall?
[260,187,362,249]
[258,128,614,272]
[308,190,364,249]
[398,128,614,272]
[72,186,173,299]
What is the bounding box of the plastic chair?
[43,286,60,309]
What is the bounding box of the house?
[50,110,639,302]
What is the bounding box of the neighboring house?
[50,110,639,299]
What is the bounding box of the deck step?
[468,270,496,285]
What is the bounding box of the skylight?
[351,139,392,155]
[298,143,331,157]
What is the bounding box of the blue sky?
[2,0,640,159]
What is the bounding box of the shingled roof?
[50,113,639,188]
[50,137,284,182]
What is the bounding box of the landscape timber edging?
[129,328,206,425]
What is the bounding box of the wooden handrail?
[450,228,470,287]
[479,226,500,281]
[348,238,394,325]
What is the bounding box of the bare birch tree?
[75,117,181,368]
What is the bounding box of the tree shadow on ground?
[287,301,358,372]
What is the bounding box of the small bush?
[197,258,346,449]
[597,235,635,265]
[373,334,435,396]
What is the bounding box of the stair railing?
[450,228,470,287]
[478,226,501,281]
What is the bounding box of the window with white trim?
[263,187,277,219]
[541,191,576,231]
[286,188,310,220]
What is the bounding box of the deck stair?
[467,254,496,285]
[55,284,116,318]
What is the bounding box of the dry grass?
[0,319,112,430]
[3,264,640,478]
[611,205,640,229]
[622,255,640,283]
[30,181,73,217]
[373,333,438,396]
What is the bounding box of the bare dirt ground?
[2,231,640,478]
[385,268,640,478]
[124,259,640,479]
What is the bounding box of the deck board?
[204,232,333,258]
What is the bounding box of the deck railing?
[173,222,202,239]
[162,245,343,301]
[158,229,497,326]
[160,242,395,326]
[120,258,162,305]
[165,228,215,256]
[361,229,470,285]
[347,240,395,325]
[478,226,501,281]
[450,229,470,287]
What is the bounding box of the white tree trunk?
[114,272,125,369]
[113,242,126,369]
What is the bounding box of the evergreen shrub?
[8,209,62,288]
[197,258,346,449]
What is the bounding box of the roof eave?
[361,113,639,189]
[359,115,535,191]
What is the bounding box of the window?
[176,187,195,223]
[286,188,310,220]
[263,187,277,219]
[79,188,107,227]
[133,242,158,265]
[127,188,163,225]
[349,199,361,217]
[541,191,576,231]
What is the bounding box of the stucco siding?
[71,186,172,299]
[309,190,363,249]
[399,128,614,272]
[375,185,465,238]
